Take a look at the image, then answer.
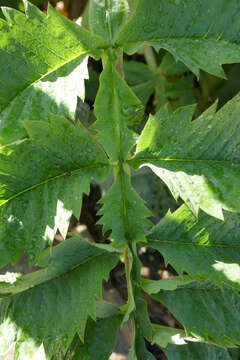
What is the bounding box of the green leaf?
[165,343,232,360]
[124,60,155,106]
[0,1,104,145]
[131,167,178,219]
[63,315,121,360]
[132,94,240,219]
[128,326,155,360]
[135,298,152,342]
[0,115,109,266]
[156,53,195,110]
[124,53,195,110]
[117,0,240,77]
[156,73,195,110]
[98,166,152,247]
[0,237,108,296]
[93,58,143,161]
[121,248,135,323]
[151,281,240,348]
[95,300,121,319]
[0,238,119,358]
[89,0,129,46]
[141,276,194,294]
[148,205,240,290]
[159,52,189,76]
[152,324,196,348]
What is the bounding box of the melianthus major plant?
[1,0,240,359]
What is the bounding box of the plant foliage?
[0,0,240,359]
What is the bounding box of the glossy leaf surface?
[89,0,129,45]
[148,205,240,289]
[117,0,240,77]
[133,94,240,219]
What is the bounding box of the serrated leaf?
[165,343,232,360]
[0,238,118,359]
[93,58,143,161]
[0,237,106,297]
[0,1,104,145]
[148,205,240,290]
[63,315,121,360]
[0,115,109,266]
[131,94,240,219]
[89,0,129,46]
[98,166,152,247]
[117,0,240,77]
[151,281,240,348]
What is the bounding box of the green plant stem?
[124,246,135,314]
[116,51,124,78]
[143,44,157,71]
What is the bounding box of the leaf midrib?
[119,165,131,245]
[0,248,107,297]
[131,157,239,165]
[0,163,109,208]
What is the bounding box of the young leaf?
[98,166,152,247]
[148,205,240,290]
[117,0,240,77]
[89,0,129,45]
[0,1,104,144]
[0,238,119,359]
[0,115,109,266]
[132,94,240,219]
[93,58,143,161]
[149,281,240,348]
